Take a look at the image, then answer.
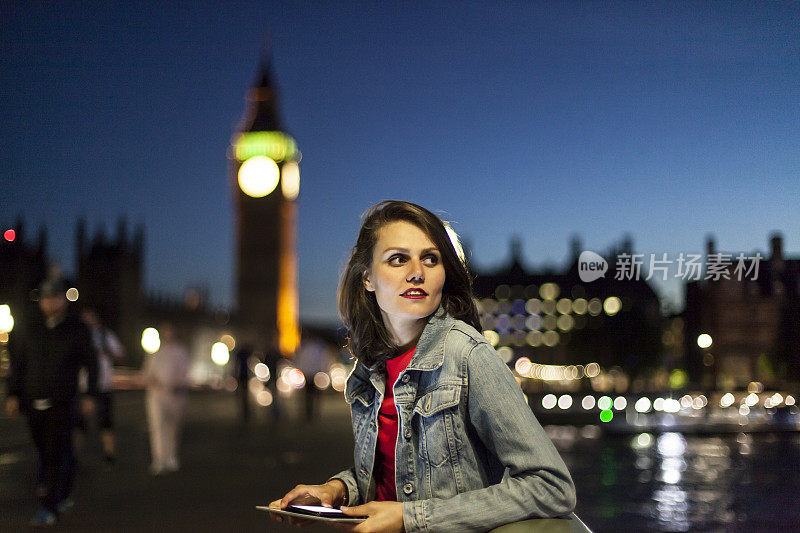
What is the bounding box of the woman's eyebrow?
[381,247,410,254]
[381,246,439,254]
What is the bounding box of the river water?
[548,426,800,532]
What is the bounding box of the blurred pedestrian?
[294,337,331,421]
[75,307,125,463]
[4,277,99,527]
[233,341,254,423]
[263,331,283,421]
[141,321,189,475]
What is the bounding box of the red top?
[374,345,416,502]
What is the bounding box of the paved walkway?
[1,389,355,532]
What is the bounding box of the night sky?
[2,2,798,325]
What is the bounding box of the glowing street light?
[211,342,230,366]
[697,333,713,349]
[141,328,160,354]
[281,161,300,200]
[0,305,14,333]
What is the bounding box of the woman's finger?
[280,485,313,508]
[341,503,371,517]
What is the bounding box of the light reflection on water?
[547,426,800,532]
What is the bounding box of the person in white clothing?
[78,307,125,462]
[141,322,190,475]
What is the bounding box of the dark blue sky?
[2,2,798,324]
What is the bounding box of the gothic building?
[471,236,663,386]
[683,233,800,388]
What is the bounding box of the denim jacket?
[330,308,576,532]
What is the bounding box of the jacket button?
[403,483,413,494]
[404,428,412,439]
[401,374,410,383]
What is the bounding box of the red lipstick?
[401,288,428,299]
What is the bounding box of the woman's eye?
[388,255,406,265]
[423,254,440,265]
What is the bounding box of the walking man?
[4,277,98,526]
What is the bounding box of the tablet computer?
[257,504,367,523]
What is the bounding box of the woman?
[142,321,190,475]
[272,201,575,532]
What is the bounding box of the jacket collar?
[344,307,457,403]
[405,306,455,372]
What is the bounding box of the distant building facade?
[75,218,145,363]
[683,233,800,389]
[471,236,662,391]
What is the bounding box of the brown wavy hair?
[337,200,481,367]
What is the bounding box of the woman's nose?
[407,259,424,282]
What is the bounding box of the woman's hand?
[267,480,348,527]
[272,479,347,509]
[341,501,404,533]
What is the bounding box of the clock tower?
[230,61,300,356]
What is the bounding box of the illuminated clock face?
[238,155,279,198]
[281,161,300,200]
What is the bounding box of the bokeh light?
[238,155,279,198]
[220,334,236,351]
[558,394,573,410]
[542,330,559,347]
[720,392,735,408]
[211,342,230,366]
[0,305,14,334]
[254,362,270,382]
[313,372,331,390]
[539,283,559,300]
[597,396,612,411]
[632,433,653,450]
[542,394,557,409]
[497,346,514,363]
[582,395,596,410]
[66,288,79,302]
[330,365,347,391]
[256,389,273,406]
[281,161,300,200]
[483,330,500,346]
[635,397,652,413]
[697,333,713,349]
[287,368,306,388]
[515,356,532,376]
[603,296,622,316]
[141,328,160,354]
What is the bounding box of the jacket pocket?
[414,384,461,468]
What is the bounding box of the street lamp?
[0,305,13,334]
[211,342,230,366]
[697,333,713,349]
[141,328,160,354]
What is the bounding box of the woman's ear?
[363,270,375,292]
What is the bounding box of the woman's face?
[364,220,446,337]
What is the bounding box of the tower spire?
[242,56,283,132]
